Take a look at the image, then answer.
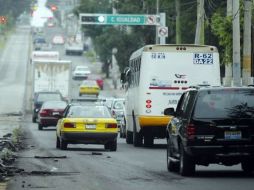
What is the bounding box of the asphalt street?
[0,25,253,190]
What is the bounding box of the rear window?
[194,89,254,119]
[42,101,67,109]
[67,106,112,118]
[37,93,62,102]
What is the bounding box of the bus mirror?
[120,73,126,83]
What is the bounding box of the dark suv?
[32,91,65,123]
[164,87,254,176]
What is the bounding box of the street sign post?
[79,14,160,26]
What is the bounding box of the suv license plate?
[224,131,241,140]
[86,124,96,129]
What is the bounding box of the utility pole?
[242,0,252,86]
[175,0,181,44]
[194,0,204,44]
[223,0,233,86]
[155,0,159,44]
[232,0,241,86]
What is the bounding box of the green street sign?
[107,15,145,25]
[79,14,160,26]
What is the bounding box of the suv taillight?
[186,123,195,139]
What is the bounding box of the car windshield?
[35,38,46,43]
[81,80,97,86]
[67,106,112,118]
[194,89,254,119]
[77,67,88,71]
[42,101,67,109]
[37,93,62,102]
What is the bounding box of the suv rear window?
[194,89,254,119]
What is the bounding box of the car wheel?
[144,135,154,147]
[119,125,125,138]
[105,141,117,151]
[32,115,36,123]
[126,131,133,144]
[133,116,142,147]
[60,139,68,150]
[167,139,179,172]
[56,136,60,149]
[38,124,43,130]
[179,144,195,176]
[241,160,254,174]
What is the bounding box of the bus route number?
[193,53,213,65]
[151,53,165,59]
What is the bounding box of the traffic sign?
[158,26,168,37]
[79,14,160,26]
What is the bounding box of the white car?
[52,35,65,45]
[65,42,83,55]
[72,66,91,79]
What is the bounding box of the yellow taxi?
[56,104,118,151]
[79,80,100,96]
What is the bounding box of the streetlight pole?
[232,0,241,86]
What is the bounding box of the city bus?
[121,44,221,147]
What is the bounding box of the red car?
[87,74,104,90]
[38,100,67,130]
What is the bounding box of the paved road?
[0,26,30,115]
[3,25,254,190]
[0,25,30,138]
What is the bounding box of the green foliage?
[211,13,232,64]
[0,0,31,30]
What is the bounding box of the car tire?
[56,136,60,149]
[179,144,195,176]
[119,125,125,138]
[133,115,142,147]
[60,139,68,150]
[144,135,154,147]
[241,160,254,174]
[105,141,117,151]
[126,131,133,144]
[32,115,36,123]
[167,139,179,172]
[38,124,43,130]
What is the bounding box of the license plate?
[52,112,60,115]
[224,131,241,140]
[86,124,96,129]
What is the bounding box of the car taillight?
[39,109,49,116]
[64,123,75,128]
[186,123,195,139]
[106,123,117,128]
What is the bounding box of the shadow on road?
[193,170,254,178]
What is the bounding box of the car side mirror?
[164,108,175,116]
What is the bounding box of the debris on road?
[0,126,24,182]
